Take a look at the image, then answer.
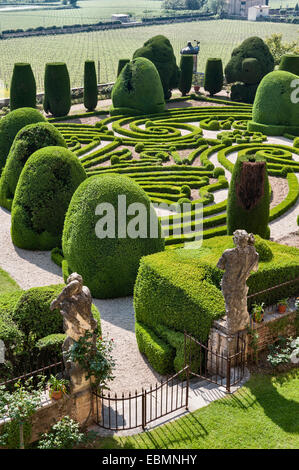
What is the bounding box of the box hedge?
[0,122,67,210]
[11,146,86,250]
[134,236,299,372]
[10,63,36,111]
[0,107,46,171]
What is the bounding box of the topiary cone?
[10,63,36,111]
[83,60,98,111]
[227,153,270,239]
[204,58,223,96]
[279,54,299,76]
[43,63,71,117]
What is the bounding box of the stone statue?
[217,230,259,333]
[50,273,98,392]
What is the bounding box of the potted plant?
[48,375,68,401]
[252,302,265,323]
[277,298,288,313]
[193,73,201,93]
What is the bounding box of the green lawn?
[96,370,299,449]
[0,268,19,294]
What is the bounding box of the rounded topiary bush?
[84,60,98,111]
[279,54,299,76]
[10,63,36,111]
[62,174,165,298]
[11,147,86,250]
[178,55,194,96]
[248,70,299,136]
[133,35,180,100]
[43,63,71,117]
[204,58,223,96]
[213,167,225,178]
[117,59,130,76]
[0,107,46,170]
[110,57,165,116]
[0,122,67,210]
[254,235,273,261]
[227,153,270,239]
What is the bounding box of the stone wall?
[0,386,97,444]
[247,310,297,355]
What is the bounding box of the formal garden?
[0,33,298,450]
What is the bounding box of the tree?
[207,0,225,14]
[265,33,298,66]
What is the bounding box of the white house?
[111,14,130,23]
[248,5,270,20]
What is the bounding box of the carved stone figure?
[217,230,259,333]
[50,273,98,392]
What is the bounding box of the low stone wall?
[0,386,97,444]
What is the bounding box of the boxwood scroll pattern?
[52,101,299,249]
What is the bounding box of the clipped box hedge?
[134,236,299,373]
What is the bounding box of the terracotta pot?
[278,304,287,313]
[194,85,200,93]
[50,390,63,400]
[253,312,264,323]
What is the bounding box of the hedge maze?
[53,98,299,249]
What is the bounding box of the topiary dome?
[0,122,67,210]
[62,174,165,298]
[133,35,180,100]
[248,70,299,136]
[0,107,46,171]
[11,146,86,250]
[225,37,274,85]
[110,57,165,116]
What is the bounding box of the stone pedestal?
[207,317,248,378]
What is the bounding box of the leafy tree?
[265,33,298,65]
[207,0,225,14]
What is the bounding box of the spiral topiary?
[227,153,270,239]
[0,107,46,171]
[0,122,67,210]
[83,60,98,111]
[10,63,36,111]
[43,63,71,117]
[11,147,86,250]
[62,174,165,298]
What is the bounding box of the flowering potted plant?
[252,302,265,323]
[277,298,288,314]
[48,375,68,401]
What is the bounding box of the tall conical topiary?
[227,153,270,239]
[117,59,130,77]
[43,63,71,117]
[10,63,36,111]
[83,60,98,111]
[204,58,223,96]
[178,55,194,96]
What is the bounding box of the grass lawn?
[0,268,20,294]
[95,370,299,449]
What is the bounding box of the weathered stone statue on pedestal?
[217,229,259,334]
[50,273,98,393]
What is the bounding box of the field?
[0,0,296,32]
[0,0,164,31]
[0,19,297,91]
